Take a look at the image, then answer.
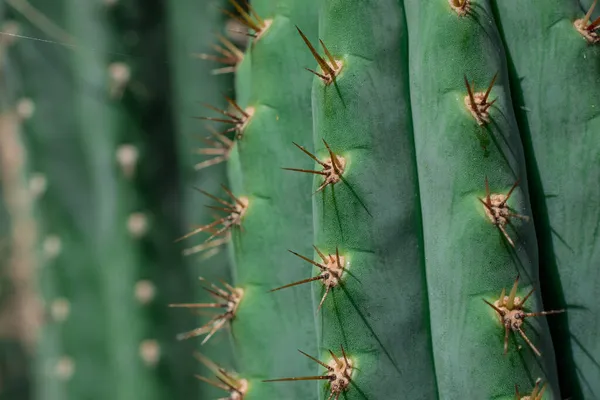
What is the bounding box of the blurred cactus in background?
[1,1,599,400]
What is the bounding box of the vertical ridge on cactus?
[403,0,561,397]
[491,0,600,397]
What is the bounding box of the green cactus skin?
[165,0,237,397]
[490,1,600,398]
[403,0,561,398]
[303,0,438,399]
[217,1,319,398]
[8,1,183,398]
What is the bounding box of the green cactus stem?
[404,0,561,397]
[491,0,600,398]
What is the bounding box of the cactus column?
[404,0,560,397]
[300,0,438,398]
[491,0,600,398]
[224,0,319,398]
[166,0,237,397]
[10,1,166,398]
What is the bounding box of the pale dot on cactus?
[139,340,160,367]
[108,62,131,99]
[16,98,35,120]
[43,235,62,260]
[103,0,118,7]
[54,357,75,381]
[50,298,70,322]
[127,212,149,238]
[134,280,156,304]
[116,144,139,178]
[28,173,47,198]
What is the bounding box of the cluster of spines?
[173,1,600,398]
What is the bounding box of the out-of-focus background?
[0,0,242,399]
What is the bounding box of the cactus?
[4,0,198,399]
[182,1,599,399]
[165,0,239,397]
[2,0,599,398]
[491,1,600,398]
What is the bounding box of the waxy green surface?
[311,0,437,398]
[492,0,600,398]
[404,0,560,397]
[225,1,319,398]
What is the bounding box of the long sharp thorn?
[224,96,249,117]
[317,286,331,311]
[288,249,327,270]
[484,176,492,206]
[524,309,565,318]
[583,0,597,27]
[268,275,324,293]
[517,327,541,356]
[282,167,327,175]
[175,218,224,242]
[219,35,244,59]
[521,288,535,306]
[313,245,328,263]
[328,349,342,368]
[220,185,245,207]
[335,247,342,270]
[298,350,333,370]
[195,375,231,391]
[201,318,227,345]
[227,0,261,32]
[500,179,520,206]
[464,74,480,117]
[320,39,339,70]
[295,26,335,77]
[201,103,242,121]
[323,139,342,171]
[243,0,265,27]
[196,116,238,124]
[194,188,235,208]
[483,72,498,103]
[340,345,349,365]
[263,375,333,383]
[482,298,505,315]
[498,224,515,247]
[168,302,223,308]
[588,15,600,31]
[292,142,327,166]
[515,384,521,400]
[306,67,330,81]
